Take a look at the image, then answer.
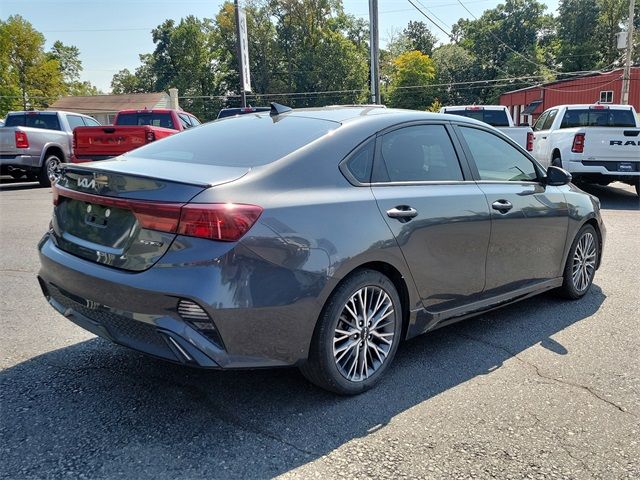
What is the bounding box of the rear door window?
[459,126,539,182]
[541,109,558,130]
[83,117,101,126]
[533,111,549,131]
[178,113,193,129]
[67,115,86,130]
[375,125,464,182]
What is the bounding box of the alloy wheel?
[46,156,61,183]
[571,232,597,292]
[333,285,396,382]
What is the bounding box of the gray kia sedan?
[38,105,605,394]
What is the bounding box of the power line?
[406,0,454,40]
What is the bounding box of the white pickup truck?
[531,104,640,196]
[440,105,534,152]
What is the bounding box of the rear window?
[116,112,175,129]
[126,114,338,167]
[560,108,637,128]
[5,113,61,130]
[445,109,510,127]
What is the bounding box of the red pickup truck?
[72,109,200,163]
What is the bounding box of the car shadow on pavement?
[0,177,43,192]
[578,183,639,211]
[0,286,605,479]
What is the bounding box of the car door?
[370,123,492,314]
[532,109,558,167]
[454,124,569,296]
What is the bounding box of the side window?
[342,140,374,183]
[83,117,100,126]
[459,127,538,182]
[533,111,549,132]
[66,115,85,130]
[188,115,201,126]
[376,125,463,182]
[178,113,192,129]
[542,109,557,130]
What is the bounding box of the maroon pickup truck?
[72,109,200,163]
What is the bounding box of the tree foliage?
[386,50,436,110]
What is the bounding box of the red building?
[500,67,640,125]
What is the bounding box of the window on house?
[599,91,614,103]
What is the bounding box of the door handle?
[541,136,548,139]
[491,199,513,213]
[386,206,418,222]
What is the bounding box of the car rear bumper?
[38,233,329,369]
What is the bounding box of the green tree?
[596,0,627,67]
[404,20,437,56]
[556,0,600,72]
[386,50,436,110]
[431,44,481,105]
[0,15,64,113]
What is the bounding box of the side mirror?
[544,166,572,186]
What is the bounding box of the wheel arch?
[40,144,66,165]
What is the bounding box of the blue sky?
[2,0,560,92]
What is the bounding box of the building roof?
[502,67,639,95]
[48,92,170,114]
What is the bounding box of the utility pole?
[234,0,247,108]
[369,0,381,104]
[621,0,636,105]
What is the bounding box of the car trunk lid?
[51,161,249,271]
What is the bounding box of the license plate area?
[618,162,634,172]
[84,203,111,228]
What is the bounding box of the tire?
[300,269,403,395]
[557,224,599,299]
[38,154,62,187]
[635,178,640,197]
[551,155,562,168]
[9,171,25,180]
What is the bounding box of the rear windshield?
[560,108,637,128]
[5,113,61,130]
[126,114,338,167]
[445,109,510,127]
[116,112,175,129]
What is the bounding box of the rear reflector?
[53,184,262,242]
[526,132,534,151]
[15,131,29,149]
[571,133,585,153]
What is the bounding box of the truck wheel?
[551,155,562,168]
[635,179,640,197]
[38,154,62,187]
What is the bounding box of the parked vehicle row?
[0,111,99,186]
[72,109,200,163]
[38,104,604,394]
[0,108,201,185]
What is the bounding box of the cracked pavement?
[1,180,639,479]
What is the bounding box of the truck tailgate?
[583,128,640,161]
[74,126,171,159]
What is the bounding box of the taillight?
[178,204,263,242]
[526,132,534,151]
[52,185,262,242]
[146,131,155,143]
[571,133,585,153]
[15,131,29,148]
[72,130,77,150]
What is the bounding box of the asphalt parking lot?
[0,179,638,479]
